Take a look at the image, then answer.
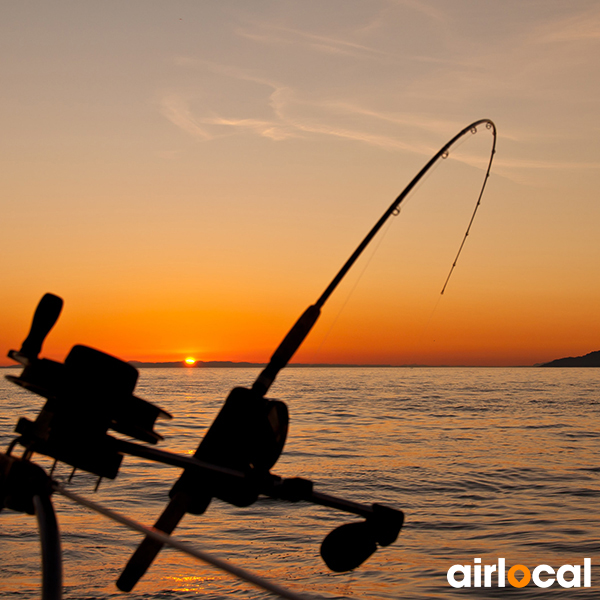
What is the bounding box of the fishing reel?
[6,293,171,479]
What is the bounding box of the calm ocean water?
[1,366,599,599]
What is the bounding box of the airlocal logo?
[447,558,591,588]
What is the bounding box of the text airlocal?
[447,558,591,588]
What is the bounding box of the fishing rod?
[2,118,496,598]
[118,118,497,590]
[253,118,497,396]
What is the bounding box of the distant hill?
[129,361,394,368]
[129,360,264,368]
[539,350,600,367]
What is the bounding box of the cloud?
[198,115,297,142]
[494,157,600,171]
[386,0,446,22]
[236,26,387,59]
[159,82,454,156]
[157,1,600,185]
[160,94,213,141]
[267,87,447,154]
[531,7,600,44]
[160,56,475,157]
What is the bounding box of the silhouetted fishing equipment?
[7,293,172,478]
[2,119,496,599]
[118,118,495,589]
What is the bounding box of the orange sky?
[1,2,599,367]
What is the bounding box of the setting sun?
[184,357,196,366]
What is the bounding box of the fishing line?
[412,291,444,359]
[312,161,440,359]
[254,119,496,398]
[53,483,311,600]
[313,213,397,358]
[441,122,496,295]
[408,126,496,358]
[309,122,495,361]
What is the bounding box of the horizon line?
[128,360,537,368]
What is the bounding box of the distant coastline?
[539,350,600,367]
[128,361,397,368]
[2,354,598,369]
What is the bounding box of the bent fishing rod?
[253,118,497,396]
[2,118,496,599]
[117,118,496,591]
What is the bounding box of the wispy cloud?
[158,1,600,185]
[386,0,446,23]
[236,23,387,60]
[159,61,457,157]
[494,157,600,171]
[160,94,213,141]
[531,6,600,44]
[267,87,444,154]
[160,95,297,143]
[199,115,297,142]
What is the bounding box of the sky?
[1,0,599,367]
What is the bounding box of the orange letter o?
[508,564,531,588]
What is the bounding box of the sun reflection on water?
[164,574,220,593]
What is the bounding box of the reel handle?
[19,293,63,360]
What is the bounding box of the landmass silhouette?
[129,361,394,368]
[132,352,600,368]
[539,350,600,367]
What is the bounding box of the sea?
[1,366,599,600]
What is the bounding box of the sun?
[184,357,196,366]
